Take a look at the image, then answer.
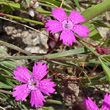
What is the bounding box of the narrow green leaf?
[26,0,30,7]
[2,0,14,10]
[0,92,10,100]
[46,99,72,106]
[41,0,61,7]
[0,82,12,89]
[36,9,51,15]
[0,47,88,60]
[6,14,44,25]
[0,1,21,9]
[1,60,21,70]
[0,47,9,56]
[99,58,110,83]
[41,0,72,10]
[77,38,100,57]
[0,1,51,15]
[1,5,14,12]
[45,47,88,58]
[0,64,13,75]
[84,22,102,42]
[73,0,81,11]
[39,2,56,8]
[99,76,107,82]
[0,40,31,55]
[103,37,110,47]
[47,60,81,68]
[91,21,110,28]
[81,0,110,22]
[102,55,110,59]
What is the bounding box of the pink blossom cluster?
[13,7,92,108]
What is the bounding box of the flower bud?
[28,8,35,17]
[33,2,39,8]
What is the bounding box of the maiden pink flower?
[13,62,56,108]
[82,93,110,110]
[45,7,90,45]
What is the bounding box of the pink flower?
[12,62,56,108]
[82,93,110,110]
[45,7,90,45]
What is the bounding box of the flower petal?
[30,89,46,108]
[32,62,48,80]
[13,84,30,101]
[13,66,31,83]
[45,20,63,34]
[51,7,67,22]
[68,10,85,24]
[39,79,56,96]
[73,25,90,37]
[101,93,110,110]
[82,97,99,110]
[60,30,76,45]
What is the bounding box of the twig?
[89,64,98,75]
[0,89,12,95]
[60,0,64,8]
[0,106,6,110]
[50,67,104,80]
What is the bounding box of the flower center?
[62,20,73,30]
[28,77,39,90]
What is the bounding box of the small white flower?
[16,0,39,17]
[33,2,39,8]
[28,8,35,17]
[30,0,34,6]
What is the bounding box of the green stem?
[7,14,44,25]
[76,37,99,57]
[0,53,103,65]
[0,13,44,25]
[76,37,110,66]
[81,0,110,22]
[0,40,31,55]
[0,48,9,56]
[0,89,12,95]
[0,55,100,64]
[0,55,43,60]
[46,99,72,106]
[102,55,110,59]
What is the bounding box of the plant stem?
[0,56,43,60]
[46,99,72,106]
[0,40,31,55]
[76,36,99,57]
[0,13,44,25]
[0,89,12,95]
